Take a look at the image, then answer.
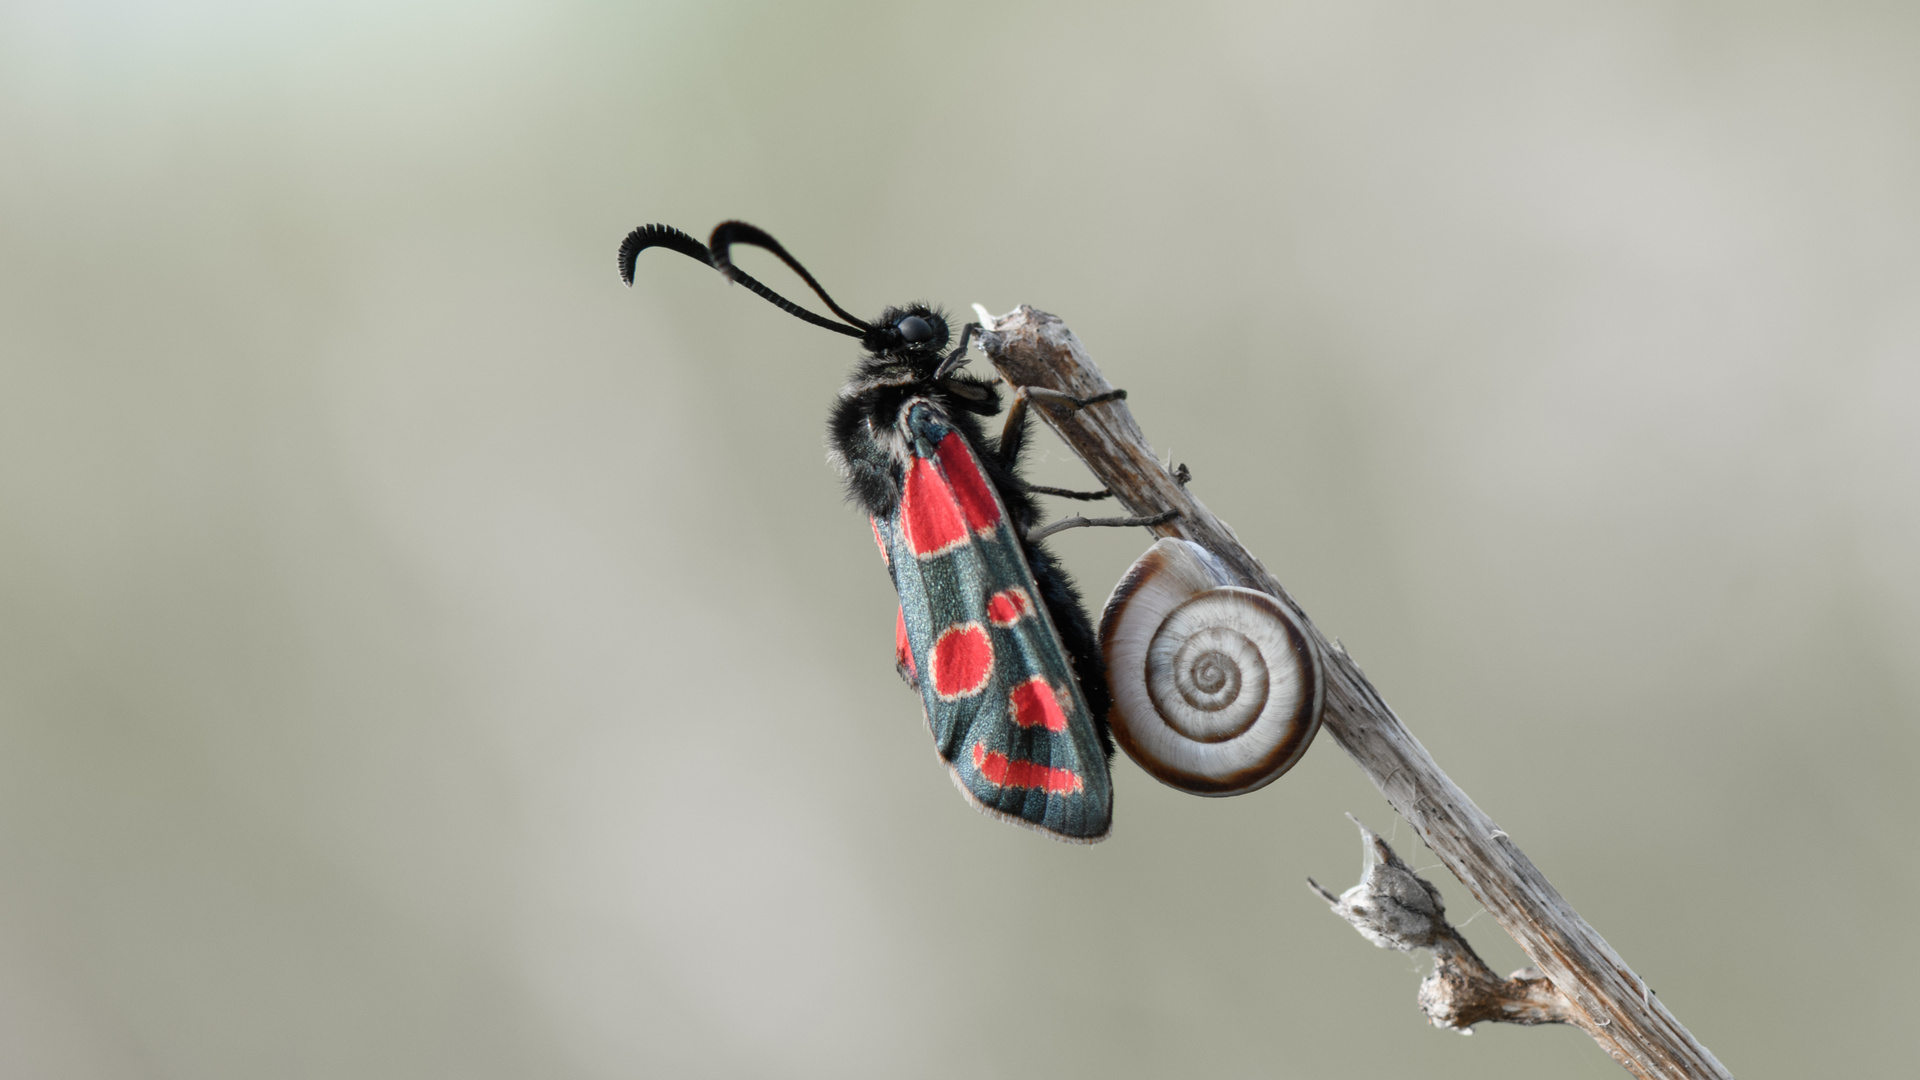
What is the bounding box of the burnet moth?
[619,221,1171,842]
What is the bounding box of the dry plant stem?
[975,305,1732,1080]
[1310,819,1584,1032]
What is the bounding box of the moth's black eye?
[896,315,934,344]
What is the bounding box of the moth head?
[864,304,951,363]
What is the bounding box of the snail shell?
[1098,539,1323,796]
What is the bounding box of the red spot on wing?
[871,517,890,568]
[935,433,1003,533]
[899,457,968,558]
[894,606,916,683]
[986,587,1033,626]
[970,743,1085,794]
[1008,677,1069,732]
[929,623,992,699]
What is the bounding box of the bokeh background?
[3,1,1916,1076]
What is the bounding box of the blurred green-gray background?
[3,1,1915,1077]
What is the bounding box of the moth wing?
[876,399,1112,843]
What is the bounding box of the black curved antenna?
[618,223,710,285]
[617,222,869,340]
[708,221,871,334]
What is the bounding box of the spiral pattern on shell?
[1099,539,1323,796]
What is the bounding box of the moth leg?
[1019,480,1113,502]
[994,387,1034,470]
[1028,508,1180,542]
[996,385,1128,472]
[931,322,981,380]
[1024,386,1128,411]
[992,398,1111,500]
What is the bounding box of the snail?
[1098,538,1324,796]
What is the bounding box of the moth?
[618,221,1170,842]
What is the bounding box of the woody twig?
[974,304,1732,1080]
